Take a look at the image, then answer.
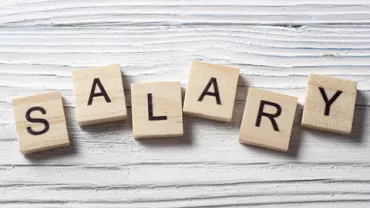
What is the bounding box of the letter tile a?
[72,64,127,126]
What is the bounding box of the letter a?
[88,78,111,105]
[198,77,221,105]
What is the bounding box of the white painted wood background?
[1,0,370,207]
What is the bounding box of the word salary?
[12,61,357,155]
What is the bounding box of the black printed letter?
[255,100,282,132]
[198,77,221,105]
[26,107,49,135]
[88,78,111,105]
[147,93,167,121]
[318,87,342,116]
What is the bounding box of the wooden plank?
[1,163,370,207]
[1,0,370,207]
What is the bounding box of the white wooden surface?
[1,0,370,207]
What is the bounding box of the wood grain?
[1,0,370,207]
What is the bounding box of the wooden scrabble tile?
[183,61,240,122]
[301,74,357,134]
[12,91,70,154]
[239,88,298,152]
[72,64,127,126]
[131,82,183,139]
